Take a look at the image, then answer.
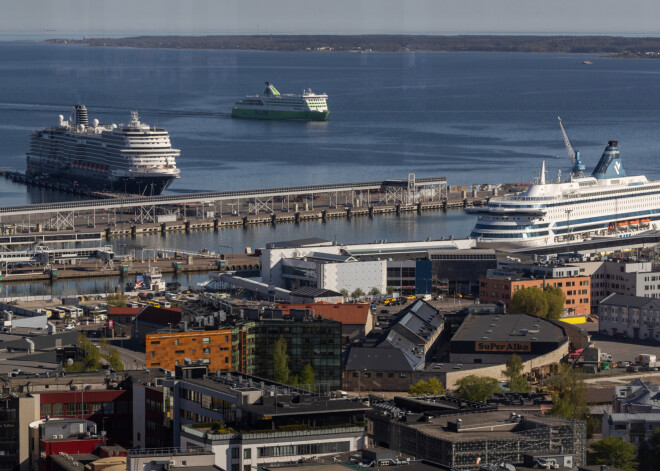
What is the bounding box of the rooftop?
[600,293,660,309]
[451,313,566,344]
[344,346,414,371]
[177,373,370,418]
[266,238,333,249]
[280,303,371,325]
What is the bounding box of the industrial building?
[260,239,474,296]
[368,407,586,469]
[450,313,569,364]
[598,293,660,341]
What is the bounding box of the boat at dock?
[231,82,329,121]
[26,105,180,195]
[469,135,660,248]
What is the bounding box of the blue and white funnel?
[592,141,626,179]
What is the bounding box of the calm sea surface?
[2,43,660,296]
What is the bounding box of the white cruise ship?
[26,105,180,195]
[231,82,329,121]
[469,140,659,248]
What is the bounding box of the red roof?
[278,302,371,325]
[108,307,142,316]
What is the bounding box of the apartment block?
[146,330,232,372]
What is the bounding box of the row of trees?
[66,333,124,372]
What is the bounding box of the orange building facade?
[479,275,591,315]
[145,329,232,371]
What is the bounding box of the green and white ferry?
[231,82,329,121]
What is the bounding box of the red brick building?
[479,275,591,315]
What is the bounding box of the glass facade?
[254,319,341,390]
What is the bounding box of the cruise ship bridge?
[0,174,448,231]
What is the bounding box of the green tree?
[339,289,349,300]
[386,286,395,295]
[548,367,588,420]
[511,286,548,318]
[76,333,101,371]
[107,349,124,371]
[544,284,565,319]
[454,375,500,402]
[272,336,290,384]
[638,426,660,471]
[504,354,529,393]
[368,287,381,296]
[351,288,365,299]
[106,292,127,307]
[299,363,315,388]
[409,377,445,396]
[591,436,638,471]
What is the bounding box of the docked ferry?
[469,140,659,248]
[26,105,180,195]
[231,82,329,121]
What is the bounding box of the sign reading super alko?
[476,341,531,353]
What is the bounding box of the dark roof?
[600,293,660,309]
[136,306,182,326]
[266,238,332,249]
[290,287,342,298]
[344,346,414,371]
[451,313,566,344]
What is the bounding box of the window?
[150,351,155,358]
[244,449,251,459]
[151,341,160,345]
[66,403,77,416]
[103,402,115,414]
[175,350,185,354]
[203,337,210,344]
[175,339,180,346]
[376,372,383,378]
[231,448,239,459]
[232,465,239,471]
[203,348,210,354]
[41,404,51,417]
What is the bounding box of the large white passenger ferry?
[231,82,329,121]
[26,105,180,195]
[469,140,659,248]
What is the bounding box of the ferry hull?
[231,108,329,121]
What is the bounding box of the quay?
[0,250,259,283]
[0,173,500,235]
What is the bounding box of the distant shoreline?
[42,34,660,57]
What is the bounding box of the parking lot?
[586,321,660,365]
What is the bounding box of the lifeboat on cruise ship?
[641,218,651,225]
[617,221,628,227]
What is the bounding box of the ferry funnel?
[592,141,625,179]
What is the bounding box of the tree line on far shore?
[45,35,660,55]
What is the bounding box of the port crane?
[558,116,586,179]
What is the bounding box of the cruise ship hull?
[231,108,329,121]
[27,165,176,195]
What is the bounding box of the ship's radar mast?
[558,116,586,179]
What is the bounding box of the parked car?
[619,361,630,368]
[627,365,640,373]
[380,309,390,314]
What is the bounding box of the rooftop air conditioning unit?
[170,461,176,466]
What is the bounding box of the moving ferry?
[231,82,329,121]
[469,140,659,248]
